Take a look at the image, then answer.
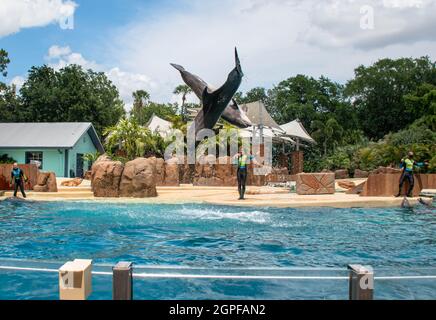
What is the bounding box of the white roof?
[239,101,282,130]
[239,126,294,144]
[280,119,315,144]
[146,114,172,136]
[0,122,104,151]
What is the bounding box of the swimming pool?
[0,199,435,299]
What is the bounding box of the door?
[76,154,84,178]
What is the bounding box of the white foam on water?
[177,207,271,224]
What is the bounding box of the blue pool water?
[0,199,435,299]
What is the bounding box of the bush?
[0,154,16,164]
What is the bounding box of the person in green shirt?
[10,163,27,198]
[395,152,427,198]
[232,147,259,200]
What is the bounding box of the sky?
[1,0,436,110]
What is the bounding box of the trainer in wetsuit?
[396,152,427,198]
[10,163,27,198]
[233,147,257,200]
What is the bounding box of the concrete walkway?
[0,183,423,208]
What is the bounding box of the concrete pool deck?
[0,183,431,208]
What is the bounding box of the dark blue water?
[0,199,435,299]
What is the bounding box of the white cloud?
[9,76,26,91]
[105,0,436,103]
[301,0,436,50]
[44,45,156,110]
[0,0,77,38]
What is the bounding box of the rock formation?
[335,169,349,180]
[61,178,83,187]
[91,157,124,197]
[33,172,58,192]
[119,157,158,198]
[337,180,356,190]
[354,169,369,178]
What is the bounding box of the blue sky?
[1,0,436,109]
[1,0,166,76]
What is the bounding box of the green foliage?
[345,56,436,139]
[104,118,172,160]
[0,154,16,164]
[234,87,268,105]
[130,89,178,126]
[18,64,125,136]
[0,49,10,78]
[82,152,100,164]
[173,84,193,121]
[404,83,436,131]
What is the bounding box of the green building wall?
[68,131,97,177]
[0,131,98,178]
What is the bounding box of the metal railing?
[0,260,435,300]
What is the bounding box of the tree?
[404,83,436,131]
[173,84,192,121]
[311,117,344,156]
[130,90,150,125]
[0,49,10,78]
[267,75,356,131]
[234,87,268,105]
[345,56,436,139]
[19,64,125,136]
[104,118,171,160]
[0,49,21,122]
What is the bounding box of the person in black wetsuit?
[10,163,27,198]
[233,147,258,200]
[395,152,428,198]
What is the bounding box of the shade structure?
[239,101,282,130]
[280,119,315,144]
[146,114,172,137]
[239,126,294,144]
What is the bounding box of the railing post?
[348,264,374,300]
[113,261,133,300]
[59,259,92,300]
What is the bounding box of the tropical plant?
[0,154,16,164]
[173,84,193,122]
[104,118,172,160]
[82,152,100,165]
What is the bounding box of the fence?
[0,259,435,300]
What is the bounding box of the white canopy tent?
[280,119,315,150]
[146,114,172,137]
[239,126,294,144]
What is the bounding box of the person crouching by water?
[396,152,428,198]
[232,147,259,200]
[10,163,27,198]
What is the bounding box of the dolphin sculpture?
[171,48,252,138]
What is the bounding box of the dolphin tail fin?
[234,47,243,76]
[170,63,185,72]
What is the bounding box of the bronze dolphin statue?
[171,48,251,138]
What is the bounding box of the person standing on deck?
[10,163,27,198]
[396,152,428,198]
[232,147,259,200]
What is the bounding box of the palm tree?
[173,85,192,122]
[311,118,344,156]
[131,90,150,125]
